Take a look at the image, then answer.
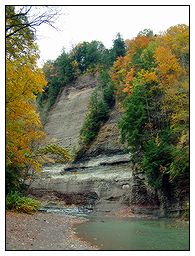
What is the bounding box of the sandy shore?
[6,211,98,251]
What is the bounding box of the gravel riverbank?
[6,211,98,250]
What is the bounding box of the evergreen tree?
[112,33,126,59]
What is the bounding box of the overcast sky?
[33,5,189,66]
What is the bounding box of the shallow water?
[75,217,189,250]
[39,205,93,217]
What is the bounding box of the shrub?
[80,92,109,145]
[6,192,41,214]
[79,69,115,147]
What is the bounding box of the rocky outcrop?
[29,155,133,212]
[29,155,188,217]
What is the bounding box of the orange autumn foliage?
[126,35,152,55]
[123,68,135,94]
[112,35,153,96]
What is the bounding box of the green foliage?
[98,69,115,108]
[55,50,75,84]
[36,143,72,163]
[6,167,21,195]
[6,191,41,214]
[119,84,147,154]
[70,41,107,72]
[169,146,189,179]
[111,33,126,60]
[137,28,154,37]
[37,53,75,112]
[6,164,36,196]
[142,139,172,188]
[118,81,172,188]
[80,92,109,145]
[80,70,115,146]
[139,41,158,70]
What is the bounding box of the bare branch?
[6,6,63,38]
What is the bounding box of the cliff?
[30,73,189,218]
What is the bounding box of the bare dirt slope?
[44,73,97,149]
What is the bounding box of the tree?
[79,69,115,147]
[6,6,61,38]
[112,33,126,57]
[6,6,36,61]
[70,41,107,72]
[110,33,126,63]
[6,6,70,194]
[55,50,75,84]
[160,24,189,69]
[6,58,47,170]
[137,28,154,37]
[6,6,61,61]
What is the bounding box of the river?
[75,216,189,250]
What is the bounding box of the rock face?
[29,155,188,217]
[29,157,133,213]
[44,73,97,149]
[30,154,188,217]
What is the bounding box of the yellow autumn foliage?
[6,58,47,171]
[154,46,182,86]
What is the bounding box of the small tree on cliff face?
[79,70,115,147]
[80,91,109,145]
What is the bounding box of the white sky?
[35,5,189,66]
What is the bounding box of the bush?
[6,192,41,214]
[80,92,109,145]
[79,69,115,146]
[142,139,172,189]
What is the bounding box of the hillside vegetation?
[111,26,189,188]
